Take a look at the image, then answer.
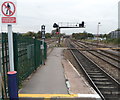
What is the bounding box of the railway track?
[78,41,120,60]
[67,40,120,100]
[75,41,120,70]
[78,40,118,49]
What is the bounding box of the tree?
[72,32,94,40]
[22,31,36,37]
[45,33,51,38]
[36,31,42,39]
[87,33,94,38]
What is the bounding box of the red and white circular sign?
[1,1,16,17]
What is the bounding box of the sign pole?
[41,25,45,65]
[58,28,60,47]
[8,24,14,71]
[1,1,17,98]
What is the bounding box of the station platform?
[19,48,68,94]
[19,48,101,100]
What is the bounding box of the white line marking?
[78,94,101,99]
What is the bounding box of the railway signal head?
[56,32,59,34]
[53,23,59,28]
[79,21,85,28]
[56,28,60,34]
[42,25,45,30]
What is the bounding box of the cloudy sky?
[0,0,119,34]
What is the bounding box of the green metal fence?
[1,33,47,99]
[1,33,9,98]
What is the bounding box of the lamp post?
[97,22,101,45]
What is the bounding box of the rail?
[67,39,120,100]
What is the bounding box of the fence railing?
[0,34,2,99]
[1,33,47,98]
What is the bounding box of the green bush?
[106,38,120,44]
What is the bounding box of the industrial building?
[109,2,120,39]
[109,30,120,38]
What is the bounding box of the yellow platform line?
[19,94,78,98]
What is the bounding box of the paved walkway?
[19,48,68,94]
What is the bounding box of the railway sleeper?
[91,78,109,81]
[88,72,103,75]
[102,91,120,99]
[89,75,105,78]
[94,81,113,86]
[102,91,120,95]
[85,69,101,74]
[84,68,100,71]
[104,96,119,100]
[98,86,118,90]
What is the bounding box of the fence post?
[13,33,18,71]
[34,38,37,70]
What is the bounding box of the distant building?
[118,1,120,29]
[109,30,120,38]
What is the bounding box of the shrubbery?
[105,38,120,44]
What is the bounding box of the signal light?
[79,21,84,27]
[53,23,59,28]
[56,28,59,34]
[56,32,59,34]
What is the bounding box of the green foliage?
[22,31,36,37]
[22,31,52,39]
[72,32,94,40]
[45,33,51,38]
[22,31,65,39]
[36,31,42,39]
[98,34,109,39]
[105,38,120,44]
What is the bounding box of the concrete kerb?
[61,59,72,94]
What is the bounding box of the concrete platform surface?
[19,48,68,94]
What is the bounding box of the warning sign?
[1,1,16,24]
[2,17,16,23]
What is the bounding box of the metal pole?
[58,28,60,47]
[41,25,45,65]
[97,22,100,46]
[97,23,99,40]
[8,24,14,71]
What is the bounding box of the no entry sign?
[1,1,16,23]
